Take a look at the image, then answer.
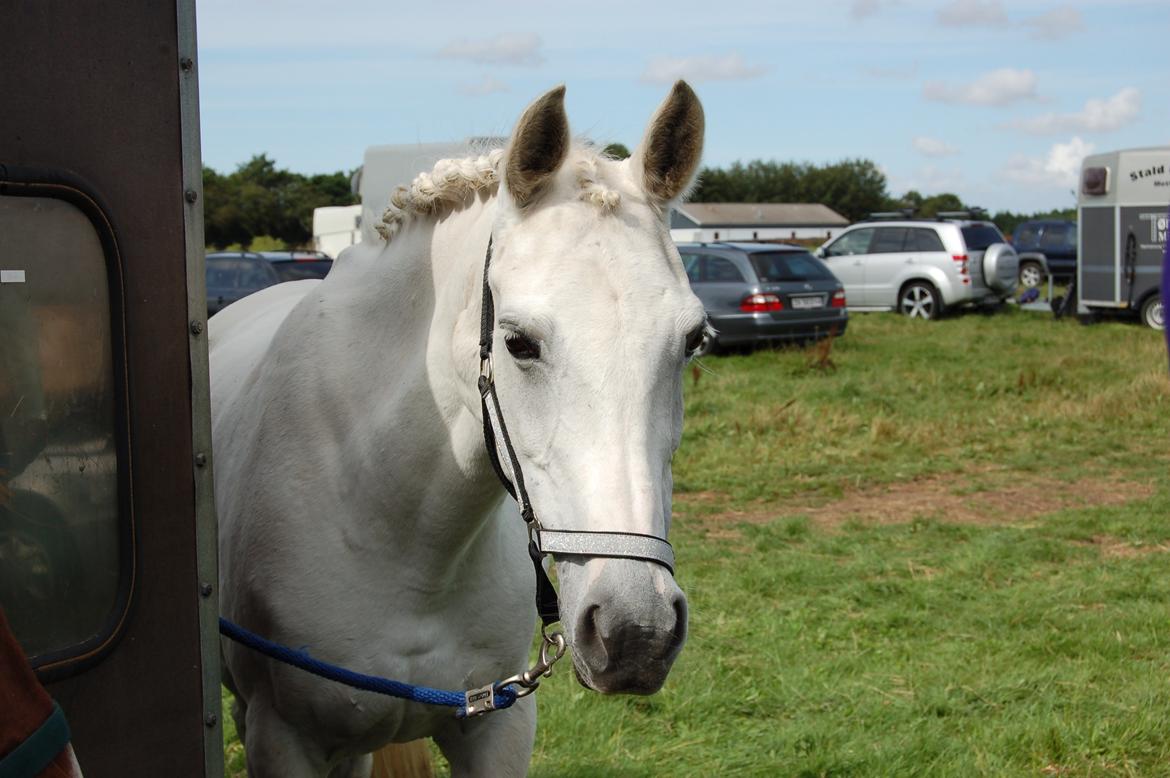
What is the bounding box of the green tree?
[602,142,631,160]
[691,158,892,222]
[202,155,358,250]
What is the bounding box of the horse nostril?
[671,594,688,644]
[578,603,601,646]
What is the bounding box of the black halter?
[476,237,676,627]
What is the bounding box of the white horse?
[210,82,706,777]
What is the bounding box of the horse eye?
[684,325,706,356]
[505,333,541,361]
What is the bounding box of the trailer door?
[1,2,221,776]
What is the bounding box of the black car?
[259,250,334,282]
[677,242,848,354]
[205,251,281,316]
[1012,220,1077,287]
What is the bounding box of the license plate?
[790,295,824,310]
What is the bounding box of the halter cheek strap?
[476,237,677,627]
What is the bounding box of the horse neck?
[329,196,503,546]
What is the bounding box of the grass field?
[224,308,1170,777]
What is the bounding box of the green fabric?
[0,701,70,778]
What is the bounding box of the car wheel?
[1018,261,1045,289]
[898,281,941,320]
[1141,294,1165,331]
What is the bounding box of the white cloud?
[457,76,509,97]
[923,68,1038,106]
[1021,6,1083,40]
[438,33,544,66]
[1010,87,1140,135]
[1004,137,1094,188]
[913,136,958,157]
[936,0,1008,27]
[641,53,766,84]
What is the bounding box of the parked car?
[205,251,282,317]
[676,242,847,354]
[1012,219,1077,288]
[259,250,334,282]
[814,213,1018,320]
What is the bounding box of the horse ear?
[504,85,570,209]
[633,81,705,204]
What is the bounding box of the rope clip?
[493,629,567,702]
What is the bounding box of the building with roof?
[670,203,849,244]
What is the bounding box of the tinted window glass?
[1014,224,1040,249]
[272,260,332,282]
[911,228,946,252]
[680,253,700,283]
[870,228,908,254]
[750,252,834,282]
[206,257,243,287]
[239,260,276,288]
[703,256,746,283]
[825,228,874,256]
[960,224,1005,251]
[1040,225,1069,250]
[1,195,124,659]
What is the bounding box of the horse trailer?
[1077,146,1169,330]
[2,1,223,775]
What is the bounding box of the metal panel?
[1120,205,1168,307]
[1078,206,1117,304]
[1,0,221,775]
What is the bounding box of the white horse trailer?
[1077,146,1169,329]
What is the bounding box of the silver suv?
[814,214,1018,319]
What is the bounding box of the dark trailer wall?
[1,1,221,776]
[1078,147,1170,325]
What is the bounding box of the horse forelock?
[375,142,623,242]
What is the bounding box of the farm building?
[670,203,849,243]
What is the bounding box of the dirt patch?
[678,471,1156,534]
[1071,534,1170,559]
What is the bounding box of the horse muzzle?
[558,557,688,695]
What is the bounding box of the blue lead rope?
[218,617,518,718]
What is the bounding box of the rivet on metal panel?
[190,320,204,335]
[200,582,213,598]
[180,57,194,72]
[194,452,207,468]
[205,713,217,728]
[185,188,199,203]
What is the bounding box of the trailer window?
[1082,166,1109,196]
[0,187,131,671]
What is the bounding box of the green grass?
[225,309,1170,776]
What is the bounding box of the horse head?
[484,83,705,694]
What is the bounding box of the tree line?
[203,155,356,250]
[202,153,1072,249]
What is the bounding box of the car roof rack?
[865,208,917,221]
[936,208,988,220]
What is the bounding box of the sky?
[196,0,1169,214]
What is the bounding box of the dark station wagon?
[677,242,848,354]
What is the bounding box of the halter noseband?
[476,237,677,628]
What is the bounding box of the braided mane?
[375,144,623,242]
